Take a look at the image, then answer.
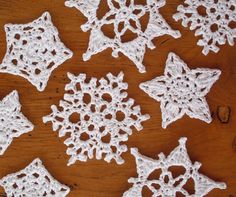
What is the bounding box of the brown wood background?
[0,0,235,196]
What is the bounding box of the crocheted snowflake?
[140,52,221,129]
[0,12,73,91]
[0,158,70,196]
[65,0,181,73]
[43,72,150,165]
[0,90,34,155]
[123,137,227,197]
[173,0,236,55]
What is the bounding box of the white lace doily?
[123,137,227,197]
[43,72,150,165]
[65,0,181,73]
[173,0,236,55]
[0,90,34,155]
[140,52,221,129]
[0,12,73,91]
[0,158,70,196]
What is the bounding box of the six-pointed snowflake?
[173,0,236,55]
[140,52,221,128]
[0,158,70,196]
[65,0,181,73]
[123,137,226,197]
[43,72,150,165]
[0,90,34,155]
[0,12,73,91]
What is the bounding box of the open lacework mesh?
[123,138,226,197]
[0,90,34,155]
[140,52,221,129]
[43,72,150,165]
[0,12,73,91]
[0,158,70,196]
[65,0,181,73]
[173,0,236,55]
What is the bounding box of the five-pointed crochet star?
[140,53,221,128]
[0,12,73,91]
[0,90,34,155]
[65,0,181,73]
[0,158,70,196]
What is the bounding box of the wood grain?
[0,0,235,196]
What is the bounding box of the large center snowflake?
[65,0,181,73]
[43,72,150,165]
[173,0,236,55]
[123,138,226,197]
[140,52,221,128]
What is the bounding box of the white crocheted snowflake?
[0,90,34,155]
[0,158,70,196]
[140,52,221,129]
[0,12,73,91]
[43,72,150,165]
[173,0,236,55]
[123,137,226,197]
[65,0,181,73]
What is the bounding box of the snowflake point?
[179,137,187,144]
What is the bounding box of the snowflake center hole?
[210,24,218,32]
[80,132,90,141]
[197,6,207,17]
[116,111,125,121]
[69,112,81,123]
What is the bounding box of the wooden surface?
[0,0,236,196]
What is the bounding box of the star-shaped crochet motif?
[0,158,70,196]
[0,12,73,91]
[43,72,150,165]
[173,0,236,55]
[0,90,34,155]
[123,138,226,197]
[65,0,181,73]
[140,53,221,128]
